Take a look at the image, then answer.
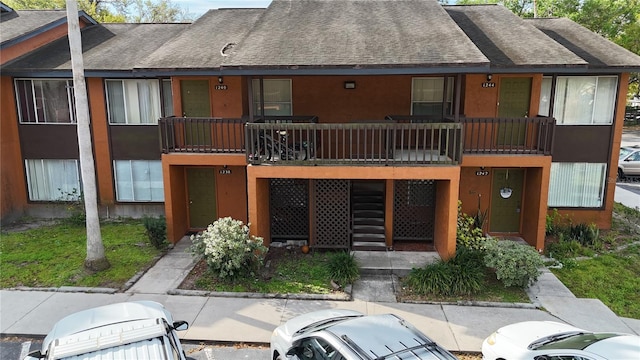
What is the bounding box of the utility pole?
[66,0,110,271]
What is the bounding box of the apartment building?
[2,0,639,259]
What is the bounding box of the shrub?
[484,241,544,288]
[546,208,571,237]
[189,217,267,281]
[142,216,168,249]
[327,251,359,285]
[570,222,600,247]
[456,201,488,250]
[404,247,485,296]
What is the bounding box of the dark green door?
[490,169,524,233]
[187,168,216,229]
[181,80,212,146]
[497,78,531,146]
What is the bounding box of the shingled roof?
[527,17,640,70]
[3,23,188,73]
[0,9,95,49]
[444,5,587,69]
[225,0,490,70]
[138,8,264,70]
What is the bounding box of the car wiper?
[528,331,585,349]
[293,316,360,335]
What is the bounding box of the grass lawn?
[0,220,162,289]
[552,244,640,319]
[181,248,337,294]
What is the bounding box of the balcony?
[158,116,555,164]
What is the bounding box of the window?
[252,79,292,116]
[411,77,454,116]
[162,79,174,117]
[548,163,607,207]
[106,79,167,124]
[114,160,163,202]
[15,79,75,123]
[25,159,81,201]
[540,76,618,124]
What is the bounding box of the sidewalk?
[1,239,639,353]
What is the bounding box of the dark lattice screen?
[393,180,436,241]
[270,179,309,241]
[313,180,350,249]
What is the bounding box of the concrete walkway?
[1,239,639,353]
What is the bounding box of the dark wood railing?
[460,117,555,155]
[158,116,555,161]
[159,117,245,153]
[245,122,463,165]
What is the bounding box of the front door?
[490,169,524,233]
[187,168,216,229]
[497,77,532,146]
[180,80,212,147]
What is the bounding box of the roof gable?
[527,17,640,70]
[445,4,587,69]
[226,0,490,69]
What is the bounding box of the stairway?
[351,181,387,251]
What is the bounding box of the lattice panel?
[270,179,309,241]
[393,180,436,241]
[313,180,350,249]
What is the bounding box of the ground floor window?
[114,160,164,202]
[25,159,81,201]
[548,162,607,207]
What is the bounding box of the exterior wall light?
[486,74,493,81]
[218,76,224,84]
[344,81,356,89]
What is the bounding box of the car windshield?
[531,333,620,350]
[294,316,361,336]
[620,148,634,159]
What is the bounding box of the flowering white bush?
[190,217,267,280]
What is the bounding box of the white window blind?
[114,160,164,202]
[106,80,162,124]
[548,163,607,207]
[553,76,617,125]
[25,159,81,201]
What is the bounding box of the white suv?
[618,145,640,180]
[25,301,190,360]
[271,309,458,360]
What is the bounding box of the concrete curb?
[167,284,353,301]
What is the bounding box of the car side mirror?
[24,350,44,359]
[172,320,189,331]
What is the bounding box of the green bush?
[484,241,544,288]
[142,216,168,249]
[189,217,267,281]
[570,223,600,247]
[404,248,485,296]
[327,251,359,285]
[456,201,488,250]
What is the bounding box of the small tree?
[190,217,267,281]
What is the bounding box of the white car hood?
[496,321,584,349]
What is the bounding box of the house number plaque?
[215,85,228,90]
[481,82,496,88]
[219,169,232,175]
[476,170,490,176]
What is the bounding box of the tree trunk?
[66,0,110,271]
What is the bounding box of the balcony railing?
[159,117,246,153]
[158,116,555,162]
[460,117,555,155]
[245,122,463,166]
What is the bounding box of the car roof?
[326,313,454,359]
[584,334,640,358]
[41,301,173,354]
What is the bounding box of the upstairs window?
[106,79,169,124]
[539,76,618,125]
[411,77,454,116]
[15,79,75,123]
[252,79,292,116]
